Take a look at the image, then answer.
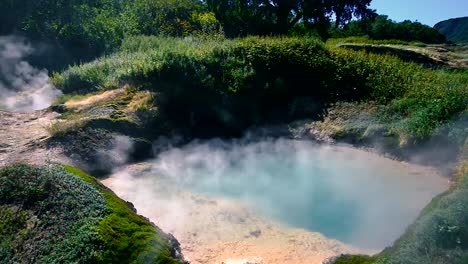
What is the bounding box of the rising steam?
[104,137,449,250]
[0,36,61,112]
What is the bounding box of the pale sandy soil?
[102,163,373,264]
[0,110,65,166]
[100,143,449,264]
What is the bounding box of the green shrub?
[332,255,377,264]
[329,37,411,46]
[331,15,446,44]
[53,36,468,140]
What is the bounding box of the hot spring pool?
[103,138,449,263]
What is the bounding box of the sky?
[370,0,468,26]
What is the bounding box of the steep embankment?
[0,164,185,263]
[50,36,467,171]
[435,17,468,43]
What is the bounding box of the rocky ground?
[0,110,66,166]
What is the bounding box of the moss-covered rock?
[0,164,185,264]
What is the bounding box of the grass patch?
[330,255,377,264]
[54,93,92,105]
[47,88,148,138]
[328,37,413,46]
[47,113,89,137]
[337,44,444,69]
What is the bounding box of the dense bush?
[328,37,413,46]
[0,164,182,264]
[131,0,223,37]
[52,36,357,135]
[0,0,221,67]
[53,36,467,139]
[332,15,446,44]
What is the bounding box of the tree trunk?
[335,10,342,28]
[276,5,290,35]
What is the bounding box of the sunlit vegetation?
[331,15,446,44]
[52,36,468,142]
[1,0,467,263]
[48,87,158,139]
[0,0,222,68]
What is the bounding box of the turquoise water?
[152,138,447,249]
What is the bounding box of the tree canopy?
[0,0,221,68]
[0,0,447,69]
[206,0,376,37]
[0,0,382,49]
[333,15,446,44]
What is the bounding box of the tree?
[330,0,375,28]
[131,0,201,36]
[0,0,225,67]
[332,15,446,44]
[206,0,376,38]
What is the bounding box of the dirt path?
[0,110,64,166]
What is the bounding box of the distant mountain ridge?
[434,17,468,43]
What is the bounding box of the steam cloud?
[106,138,448,250]
[0,36,61,112]
[99,135,135,166]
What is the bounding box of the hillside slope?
[0,164,185,264]
[434,17,468,43]
[50,37,468,170]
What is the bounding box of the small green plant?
[47,113,89,137]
